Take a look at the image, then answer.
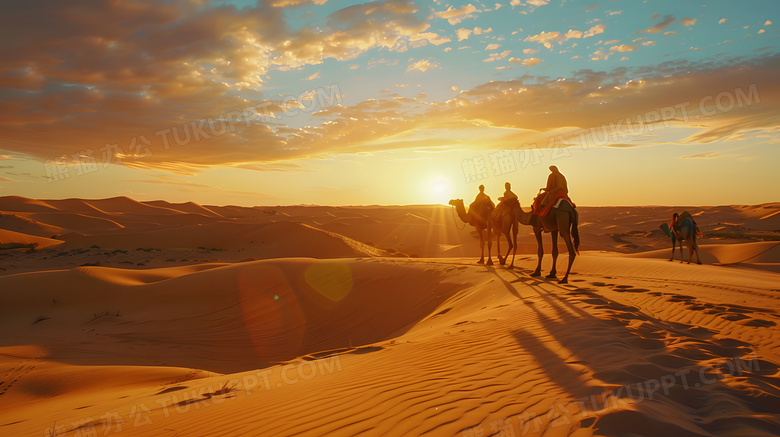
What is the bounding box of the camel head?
[448,199,463,207]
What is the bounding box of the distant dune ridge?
[0,196,778,436]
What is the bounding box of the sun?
[427,176,453,205]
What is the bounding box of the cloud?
[523,48,539,54]
[306,71,321,80]
[483,50,512,62]
[527,0,549,6]
[680,17,696,26]
[126,174,213,187]
[435,4,478,25]
[590,49,609,60]
[765,20,773,26]
[406,58,439,72]
[486,43,502,50]
[718,18,728,24]
[0,176,15,182]
[525,24,601,49]
[0,0,438,167]
[410,32,451,46]
[509,57,542,66]
[456,28,472,41]
[1,1,777,172]
[455,26,491,41]
[636,14,676,33]
[271,0,328,6]
[584,24,606,37]
[610,44,639,52]
[680,151,724,159]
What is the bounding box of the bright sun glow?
[427,176,453,205]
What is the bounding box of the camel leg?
[486,226,494,266]
[496,227,504,265]
[558,219,576,284]
[679,239,685,264]
[687,239,693,264]
[501,230,511,266]
[547,231,559,279]
[509,223,518,268]
[669,238,676,261]
[477,228,485,264]
[531,227,543,277]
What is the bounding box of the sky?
[0,0,778,206]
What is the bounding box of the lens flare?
[304,262,353,301]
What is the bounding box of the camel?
[660,212,701,264]
[516,199,580,284]
[449,199,494,265]
[492,203,520,267]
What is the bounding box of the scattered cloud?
[681,151,724,159]
[590,48,609,60]
[509,57,542,66]
[483,50,512,62]
[436,4,478,25]
[610,44,639,52]
[680,17,696,26]
[456,28,472,41]
[718,18,728,24]
[486,43,502,50]
[637,14,676,33]
[406,58,439,72]
[455,26,490,41]
[584,24,606,37]
[126,174,213,187]
[410,32,452,46]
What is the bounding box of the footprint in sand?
[0,364,36,397]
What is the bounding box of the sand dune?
[1,197,779,437]
[1,255,778,436]
[0,229,64,250]
[0,213,63,237]
[629,241,780,272]
[143,200,224,218]
[0,196,59,213]
[58,221,391,258]
[29,212,125,233]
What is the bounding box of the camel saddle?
[532,191,574,217]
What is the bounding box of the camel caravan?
[450,166,580,284]
[450,166,702,284]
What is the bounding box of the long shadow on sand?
[493,268,780,436]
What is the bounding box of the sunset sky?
[0,0,777,206]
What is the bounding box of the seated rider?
[497,182,519,210]
[470,184,495,216]
[541,165,568,207]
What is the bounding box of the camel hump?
[679,211,697,222]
